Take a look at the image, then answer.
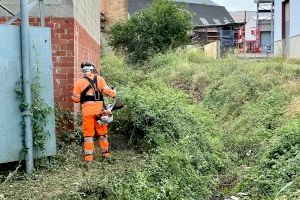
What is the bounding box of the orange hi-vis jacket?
[72,73,116,115]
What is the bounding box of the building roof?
[128,0,152,14]
[176,0,217,5]
[128,0,235,27]
[230,11,257,24]
[230,11,271,24]
[177,3,235,26]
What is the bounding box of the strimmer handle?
[108,86,116,111]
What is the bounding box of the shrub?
[109,0,192,63]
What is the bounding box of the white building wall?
[290,0,300,37]
[274,0,282,42]
[274,0,300,58]
[73,0,100,44]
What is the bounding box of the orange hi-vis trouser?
[83,115,110,161]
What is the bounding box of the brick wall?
[49,17,75,110]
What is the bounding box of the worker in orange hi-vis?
[72,62,116,162]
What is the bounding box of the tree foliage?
[109,0,192,63]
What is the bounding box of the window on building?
[200,18,209,25]
[213,18,221,25]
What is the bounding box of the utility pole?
[270,0,274,54]
[20,0,34,174]
[244,10,247,57]
[39,0,45,27]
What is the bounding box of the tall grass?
[100,48,300,199]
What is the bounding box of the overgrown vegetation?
[15,77,52,150]
[99,49,300,199]
[106,81,226,199]
[3,49,300,199]
[109,0,192,63]
[235,116,300,199]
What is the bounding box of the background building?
[274,0,300,58]
[0,0,101,111]
[231,11,272,53]
[101,0,236,49]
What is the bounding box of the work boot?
[85,154,94,162]
[101,151,111,158]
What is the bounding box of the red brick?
[60,44,74,51]
[60,22,74,29]
[60,33,72,40]
[66,50,74,57]
[53,28,65,34]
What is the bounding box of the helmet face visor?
[81,62,95,74]
[82,65,95,75]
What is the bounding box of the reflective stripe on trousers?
[84,137,94,155]
[98,135,109,154]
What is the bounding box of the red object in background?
[237,26,261,54]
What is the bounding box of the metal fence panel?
[0,25,23,163]
[0,25,56,164]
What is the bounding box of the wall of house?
[274,0,282,42]
[274,0,300,58]
[50,17,75,110]
[289,34,300,58]
[274,40,283,55]
[289,0,300,37]
[245,17,257,41]
[73,0,100,44]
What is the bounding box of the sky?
[213,0,256,11]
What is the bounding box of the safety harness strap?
[80,75,104,103]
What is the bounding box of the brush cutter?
[96,88,124,125]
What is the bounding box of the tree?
[109,0,192,63]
